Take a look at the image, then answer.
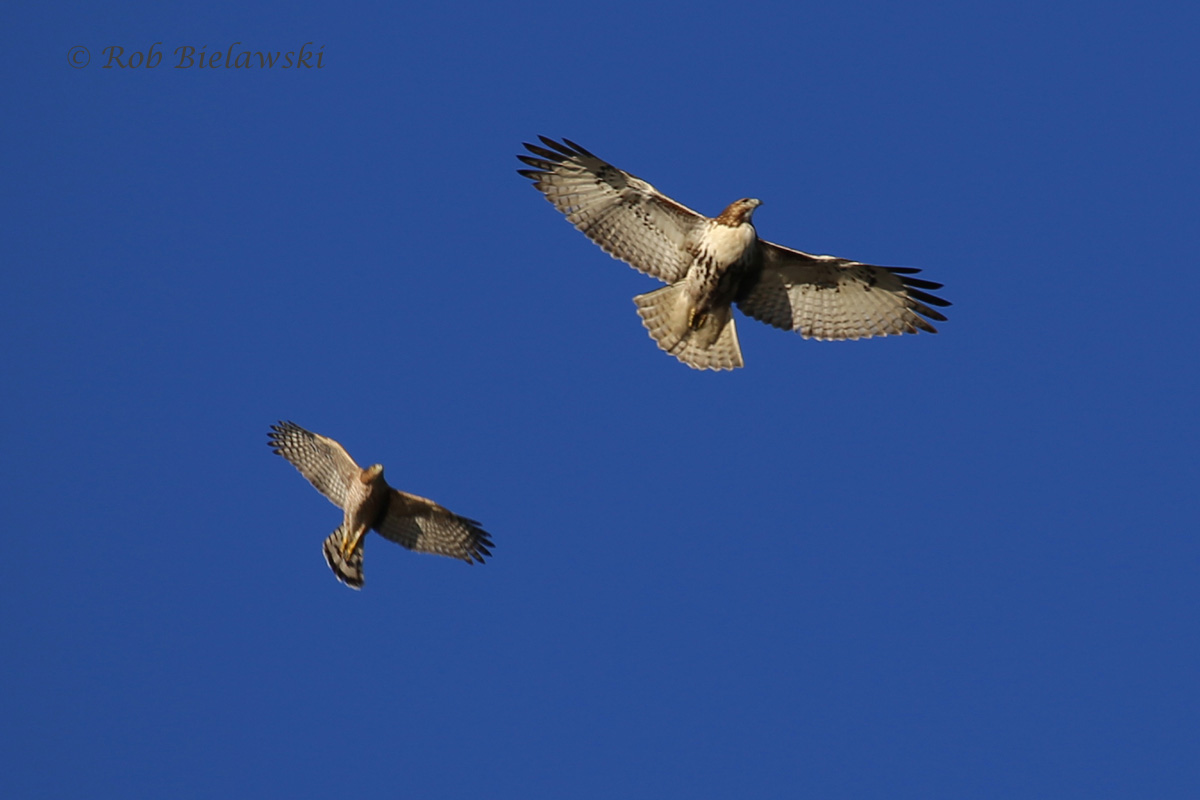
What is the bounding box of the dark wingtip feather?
[888,267,951,309]
[560,137,595,157]
[537,136,585,159]
[267,420,294,452]
[899,276,944,291]
[910,301,949,323]
[456,516,495,564]
[523,143,566,161]
[906,287,952,308]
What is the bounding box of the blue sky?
[4,1,1198,797]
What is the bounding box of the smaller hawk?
[518,136,951,370]
[268,421,493,589]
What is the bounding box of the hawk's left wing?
[518,137,707,284]
[736,241,950,340]
[376,490,494,564]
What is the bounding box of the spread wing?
[518,136,708,284]
[736,241,951,340]
[375,490,494,564]
[268,421,361,509]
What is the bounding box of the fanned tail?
[633,284,743,371]
[323,525,365,590]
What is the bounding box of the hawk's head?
[715,198,762,227]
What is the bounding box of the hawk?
[268,421,493,589]
[518,137,951,370]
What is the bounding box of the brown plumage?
[518,136,950,370]
[268,421,493,589]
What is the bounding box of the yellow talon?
[342,527,365,558]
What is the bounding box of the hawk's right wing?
[518,137,708,284]
[268,421,361,509]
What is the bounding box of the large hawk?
[268,421,493,589]
[518,137,950,370]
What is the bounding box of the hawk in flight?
[268,421,493,589]
[519,137,950,370]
